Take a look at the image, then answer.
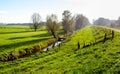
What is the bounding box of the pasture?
[0,26,54,57]
[0,26,120,74]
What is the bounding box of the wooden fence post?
[112,30,114,40]
[78,42,80,49]
[103,33,107,43]
[52,43,55,48]
[59,44,60,50]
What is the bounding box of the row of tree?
[111,17,120,27]
[30,10,90,39]
[93,17,120,28]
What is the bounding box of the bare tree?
[31,13,41,32]
[46,14,60,39]
[74,14,89,30]
[62,10,75,37]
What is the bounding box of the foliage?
[62,10,75,37]
[74,14,89,30]
[93,17,111,26]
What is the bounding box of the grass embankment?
[0,26,120,74]
[0,26,57,61]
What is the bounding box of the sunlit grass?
[0,26,52,56]
[0,25,120,74]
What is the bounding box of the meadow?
[0,25,120,74]
[0,26,56,61]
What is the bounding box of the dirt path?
[100,26,120,32]
[110,28,120,32]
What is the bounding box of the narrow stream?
[43,41,62,51]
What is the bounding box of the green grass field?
[0,25,120,74]
[0,26,55,58]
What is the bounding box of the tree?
[115,17,120,27]
[110,22,115,28]
[74,14,89,30]
[31,13,41,32]
[62,10,75,37]
[46,14,60,39]
[93,17,111,26]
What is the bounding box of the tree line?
[30,10,90,39]
[93,17,120,28]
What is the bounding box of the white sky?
[0,0,120,23]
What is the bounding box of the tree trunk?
[53,34,56,38]
[35,28,36,32]
[52,31,57,39]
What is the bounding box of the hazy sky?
[0,0,120,23]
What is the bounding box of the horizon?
[0,0,120,23]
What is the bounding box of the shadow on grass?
[8,33,51,40]
[30,33,51,38]
[0,37,50,52]
[0,31,31,34]
[8,37,27,40]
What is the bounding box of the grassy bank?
[0,26,55,60]
[0,26,120,73]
